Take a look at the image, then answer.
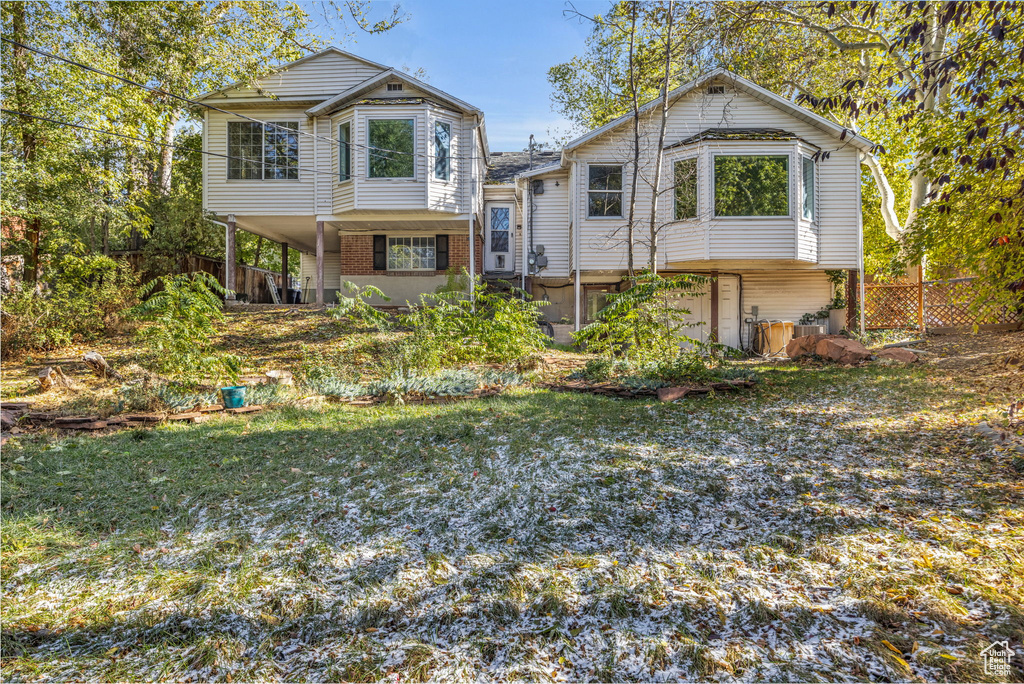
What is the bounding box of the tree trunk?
[155,108,180,195]
[647,0,674,274]
[12,4,40,282]
[252,236,264,268]
[624,2,640,282]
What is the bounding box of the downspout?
[571,155,581,332]
[468,116,482,300]
[857,153,866,333]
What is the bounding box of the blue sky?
[316,0,606,151]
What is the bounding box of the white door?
[669,275,740,349]
[485,204,513,272]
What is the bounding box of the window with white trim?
[338,122,351,181]
[713,154,789,217]
[673,158,698,220]
[434,121,451,180]
[801,156,815,220]
[588,165,623,217]
[388,236,436,270]
[368,119,415,178]
[227,121,298,180]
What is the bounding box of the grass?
[1,318,1022,681]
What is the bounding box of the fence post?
[917,264,925,333]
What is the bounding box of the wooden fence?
[864,277,1023,331]
[115,252,285,303]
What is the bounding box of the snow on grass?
[2,366,1022,682]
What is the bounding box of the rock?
[875,348,919,363]
[0,410,16,430]
[814,337,873,365]
[657,387,690,402]
[786,334,841,359]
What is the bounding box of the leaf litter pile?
[2,337,1023,682]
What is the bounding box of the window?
[706,85,725,95]
[386,82,404,92]
[227,121,299,180]
[434,121,451,180]
[338,122,351,182]
[802,156,815,220]
[490,206,510,252]
[588,165,623,217]
[495,254,506,270]
[388,236,435,270]
[713,155,789,217]
[586,290,610,321]
[368,119,415,178]
[673,158,698,220]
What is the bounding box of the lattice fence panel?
[924,279,1023,328]
[864,284,919,330]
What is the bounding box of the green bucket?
[220,386,246,409]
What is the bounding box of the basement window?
[388,236,435,270]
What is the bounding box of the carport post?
[315,221,324,307]
[281,242,289,304]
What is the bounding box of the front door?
[485,204,513,272]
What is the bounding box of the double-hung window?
[673,158,698,220]
[228,121,299,180]
[338,122,351,181]
[368,119,415,178]
[587,165,623,217]
[388,236,435,270]
[713,155,789,217]
[801,156,815,220]
[434,121,451,180]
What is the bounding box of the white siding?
[299,251,342,290]
[529,170,571,278]
[212,52,382,100]
[427,110,463,213]
[352,105,428,211]
[738,270,832,346]
[204,106,315,215]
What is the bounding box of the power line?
[1,36,494,164]
[0,108,342,179]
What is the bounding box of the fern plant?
[129,272,240,387]
[330,281,392,330]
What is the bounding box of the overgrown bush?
[330,281,392,330]
[0,254,139,358]
[573,272,708,365]
[401,278,548,367]
[129,272,239,387]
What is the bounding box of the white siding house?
[201,51,870,347]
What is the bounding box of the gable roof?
[305,69,483,118]
[562,68,875,156]
[666,127,822,150]
[196,47,388,101]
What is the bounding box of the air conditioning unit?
[794,324,827,338]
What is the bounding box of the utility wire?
[0,108,342,179]
[1,36,494,164]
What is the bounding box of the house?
[200,49,871,349]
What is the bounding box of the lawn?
[1,316,1022,682]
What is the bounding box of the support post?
[281,242,289,305]
[709,269,719,343]
[847,269,860,331]
[225,215,236,302]
[468,215,476,298]
[315,220,324,307]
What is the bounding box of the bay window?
[713,155,789,217]
[673,158,698,220]
[434,121,451,180]
[227,121,298,180]
[368,119,415,178]
[338,122,351,181]
[802,156,815,220]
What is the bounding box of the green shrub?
[572,272,708,365]
[402,277,548,367]
[129,272,239,387]
[0,254,139,358]
[330,281,391,330]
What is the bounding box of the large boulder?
[786,333,840,359]
[875,347,919,363]
[815,337,872,365]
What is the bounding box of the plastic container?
[220,386,246,409]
